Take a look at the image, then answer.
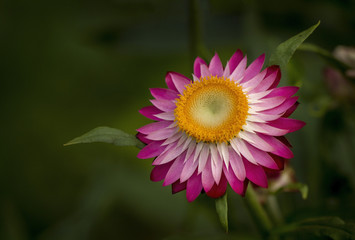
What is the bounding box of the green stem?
[243,187,273,239]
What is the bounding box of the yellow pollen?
[174,75,249,143]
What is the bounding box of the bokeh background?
[1,0,354,239]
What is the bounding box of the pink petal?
[265,86,299,98]
[261,97,299,115]
[250,96,286,111]
[150,161,173,182]
[241,69,267,91]
[180,153,199,182]
[136,132,152,144]
[223,164,247,195]
[172,180,187,194]
[154,111,175,121]
[168,72,191,94]
[229,148,246,181]
[230,56,247,82]
[227,49,244,74]
[150,99,176,112]
[282,102,299,117]
[163,152,186,186]
[206,174,228,198]
[202,156,214,192]
[243,157,268,188]
[244,141,278,169]
[241,54,265,83]
[165,72,178,92]
[137,141,165,159]
[137,121,173,135]
[209,53,224,77]
[146,127,177,141]
[246,122,289,136]
[238,131,274,152]
[268,118,306,133]
[249,70,278,93]
[230,138,257,164]
[150,88,178,100]
[210,144,223,185]
[194,57,207,78]
[258,134,293,159]
[197,144,209,173]
[247,113,282,122]
[267,65,281,89]
[153,141,186,165]
[186,171,203,202]
[139,106,162,121]
[200,63,211,77]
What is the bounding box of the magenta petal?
[180,154,199,182]
[137,141,165,159]
[265,86,299,98]
[250,70,278,93]
[150,161,173,182]
[228,49,244,74]
[244,141,278,169]
[243,157,268,188]
[150,88,178,100]
[136,132,152,144]
[282,102,299,117]
[209,53,224,77]
[241,53,265,83]
[229,148,246,181]
[202,156,215,192]
[230,56,247,82]
[137,121,172,135]
[248,122,289,136]
[150,99,176,112]
[146,127,177,141]
[172,180,187,194]
[258,134,293,159]
[165,72,178,92]
[269,118,306,132]
[139,106,162,121]
[194,57,207,78]
[168,72,191,94]
[186,171,203,202]
[251,96,286,111]
[267,65,281,89]
[261,97,299,115]
[239,131,274,152]
[163,152,186,186]
[206,174,228,198]
[223,165,246,195]
[153,141,186,165]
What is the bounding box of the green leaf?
[64,126,145,149]
[269,21,320,69]
[272,217,355,240]
[215,193,228,233]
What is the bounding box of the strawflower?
[137,50,305,202]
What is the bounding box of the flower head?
[137,50,305,202]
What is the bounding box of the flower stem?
[243,187,273,239]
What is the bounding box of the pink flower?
[137,50,305,202]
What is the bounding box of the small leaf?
[215,193,228,233]
[64,126,145,149]
[269,21,320,68]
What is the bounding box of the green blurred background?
[1,0,354,239]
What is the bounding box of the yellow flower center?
[175,76,249,143]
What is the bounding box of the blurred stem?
[188,0,210,61]
[265,195,284,226]
[243,187,273,239]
